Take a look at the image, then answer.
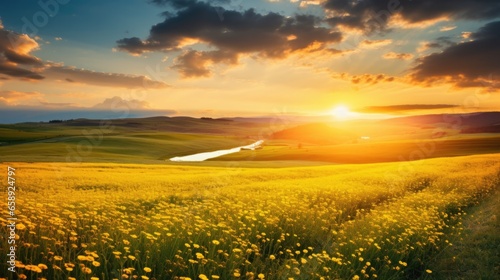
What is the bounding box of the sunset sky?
[1,0,499,122]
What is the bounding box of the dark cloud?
[418,37,456,53]
[359,104,459,113]
[116,0,342,76]
[172,49,237,78]
[149,0,230,9]
[0,63,44,80]
[410,21,500,91]
[324,0,500,32]
[45,65,170,89]
[4,49,43,65]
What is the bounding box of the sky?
[0,0,499,122]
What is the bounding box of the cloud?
[0,92,177,116]
[359,104,459,113]
[440,25,456,32]
[383,52,413,60]
[116,0,342,76]
[44,65,170,89]
[38,101,77,107]
[172,49,238,78]
[416,37,455,53]
[359,39,392,48]
[0,25,169,88]
[410,21,500,91]
[0,63,44,80]
[461,31,472,39]
[324,0,500,33]
[348,73,396,85]
[0,90,44,105]
[299,1,320,8]
[92,96,152,110]
[0,26,44,80]
[417,41,441,53]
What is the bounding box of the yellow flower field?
[1,154,499,279]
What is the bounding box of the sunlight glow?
[331,105,351,120]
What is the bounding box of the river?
[169,140,264,162]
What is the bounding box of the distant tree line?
[48,119,74,123]
[200,117,233,122]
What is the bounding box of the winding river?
[169,140,264,162]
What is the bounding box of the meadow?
[1,153,499,279]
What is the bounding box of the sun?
[331,105,351,119]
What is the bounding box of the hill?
[271,123,358,144]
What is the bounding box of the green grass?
[0,132,250,162]
[215,136,500,163]
[429,190,500,279]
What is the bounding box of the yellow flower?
[28,265,42,273]
[211,276,220,279]
[92,261,101,267]
[199,274,208,280]
[269,255,276,260]
[212,240,220,245]
[143,267,152,273]
[426,269,432,274]
[196,253,205,259]
[258,273,265,279]
[16,223,26,230]
[77,255,87,261]
[141,276,149,280]
[82,267,92,274]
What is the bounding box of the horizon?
[1,108,498,125]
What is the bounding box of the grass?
[0,132,249,163]
[215,136,500,163]
[0,154,499,279]
[429,189,500,279]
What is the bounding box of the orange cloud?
[383,52,414,60]
[0,90,44,106]
[359,39,392,49]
